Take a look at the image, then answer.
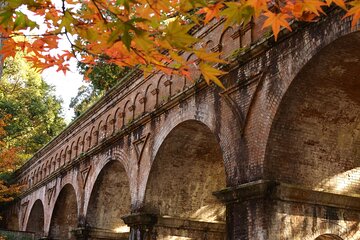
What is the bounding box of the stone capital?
[122,213,157,228]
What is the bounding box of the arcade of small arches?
[3,9,360,240]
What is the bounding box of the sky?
[42,59,84,123]
[19,2,86,123]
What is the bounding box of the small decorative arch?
[133,92,144,120]
[145,84,156,113]
[123,100,131,127]
[52,155,57,172]
[46,160,50,177]
[105,113,113,137]
[114,107,123,130]
[64,146,70,164]
[157,75,172,106]
[89,125,97,147]
[40,164,44,181]
[185,53,200,85]
[69,141,75,162]
[97,120,105,142]
[219,26,240,58]
[29,172,34,187]
[82,131,88,152]
[86,129,93,151]
[58,150,64,167]
[33,169,38,184]
[75,136,82,158]
[205,40,216,52]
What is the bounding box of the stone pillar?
[72,227,89,240]
[213,180,276,240]
[214,180,360,239]
[122,213,157,240]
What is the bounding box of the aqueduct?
[3,8,360,240]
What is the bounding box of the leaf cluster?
[0,0,358,88]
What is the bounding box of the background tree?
[0,52,66,162]
[70,61,129,118]
[0,116,21,207]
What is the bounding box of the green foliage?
[0,53,66,163]
[0,230,34,240]
[78,61,129,91]
[70,61,129,118]
[69,84,103,118]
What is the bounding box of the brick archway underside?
[144,120,226,239]
[266,31,360,194]
[26,199,44,237]
[49,184,78,240]
[86,160,131,231]
[264,31,360,239]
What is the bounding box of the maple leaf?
[194,49,227,63]
[300,0,326,16]
[163,19,197,50]
[247,0,268,17]
[262,11,292,40]
[344,0,360,27]
[57,63,70,75]
[134,33,155,53]
[60,51,74,61]
[169,50,186,65]
[199,63,226,88]
[196,2,224,24]
[220,2,254,29]
[0,39,17,59]
[326,0,347,9]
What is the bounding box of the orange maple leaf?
[326,0,347,9]
[344,0,360,27]
[300,0,326,16]
[262,11,292,40]
[196,2,224,24]
[247,0,268,17]
[0,39,17,59]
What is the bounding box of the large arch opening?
[86,160,131,235]
[265,31,360,238]
[144,120,226,239]
[26,199,44,237]
[265,31,360,194]
[49,184,78,239]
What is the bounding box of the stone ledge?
[122,213,225,233]
[213,180,360,211]
[72,227,129,240]
[156,216,226,233]
[122,213,158,227]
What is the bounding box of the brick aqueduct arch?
[3,9,360,240]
